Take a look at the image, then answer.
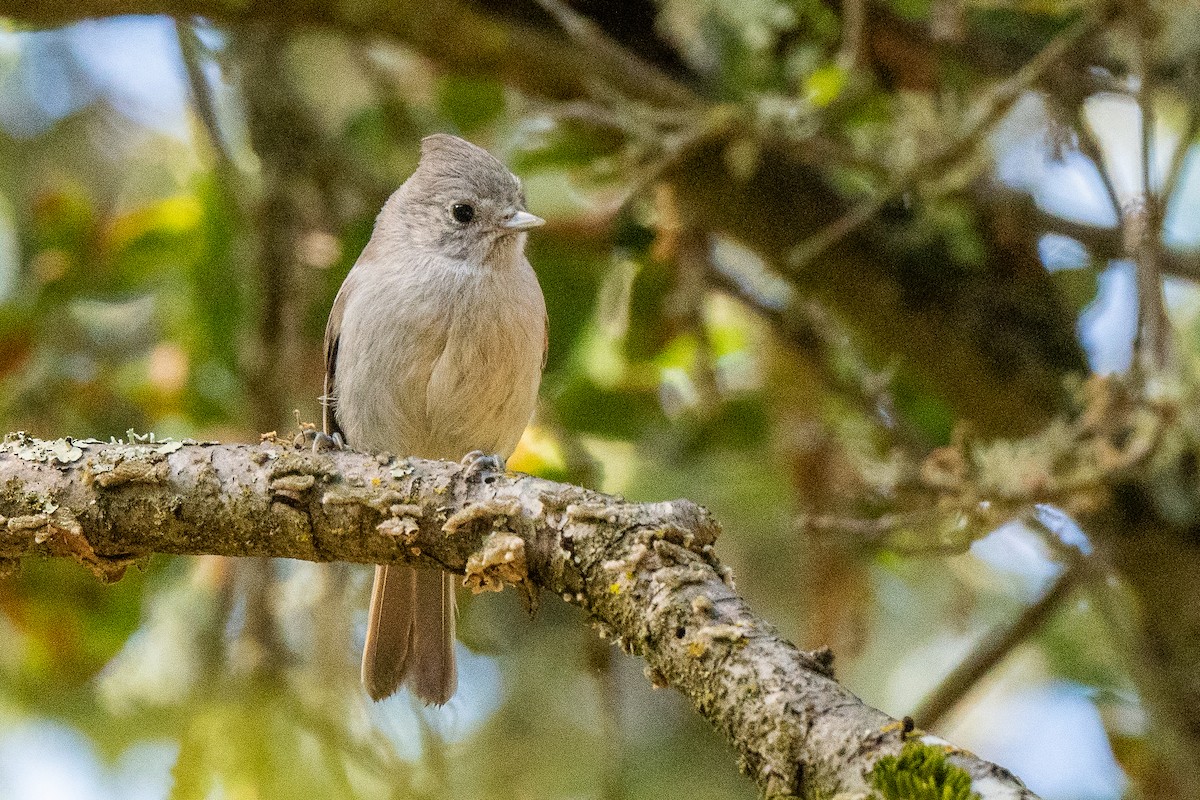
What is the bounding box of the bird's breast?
[335,258,544,461]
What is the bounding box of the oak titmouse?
[322,134,547,704]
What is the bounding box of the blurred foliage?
[0,1,1198,799]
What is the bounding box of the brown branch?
[0,434,1041,799]
[667,131,1085,438]
[829,0,1082,90]
[528,0,695,107]
[976,183,1200,281]
[1072,100,1124,224]
[1159,67,1200,211]
[2,0,687,106]
[837,0,865,70]
[912,563,1082,730]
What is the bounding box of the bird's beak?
[502,210,545,231]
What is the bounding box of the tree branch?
[0,0,689,106]
[785,9,1102,272]
[0,434,1040,799]
[912,563,1081,730]
[976,183,1200,281]
[1131,5,1170,373]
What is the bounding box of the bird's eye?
[451,203,475,224]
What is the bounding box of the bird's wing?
[322,273,353,440]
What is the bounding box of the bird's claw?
[311,431,345,454]
[461,450,504,478]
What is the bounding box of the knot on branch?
[5,509,131,582]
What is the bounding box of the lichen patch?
[463,532,527,593]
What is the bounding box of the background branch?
[912,563,1081,730]
[0,0,1090,438]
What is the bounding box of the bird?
[322,133,547,704]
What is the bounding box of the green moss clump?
[869,741,980,800]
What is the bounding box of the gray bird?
[322,134,547,704]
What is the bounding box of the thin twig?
[837,0,865,70]
[1071,101,1124,222]
[1065,520,1200,800]
[912,562,1082,730]
[1131,8,1169,372]
[976,182,1200,280]
[787,11,1102,270]
[174,18,237,168]
[799,512,913,542]
[607,106,739,218]
[1158,60,1200,210]
[700,233,925,446]
[778,132,893,178]
[787,197,887,270]
[529,0,696,107]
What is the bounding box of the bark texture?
[0,434,1037,799]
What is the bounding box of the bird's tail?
[361,564,457,705]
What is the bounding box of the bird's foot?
[460,450,505,478]
[310,431,345,454]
